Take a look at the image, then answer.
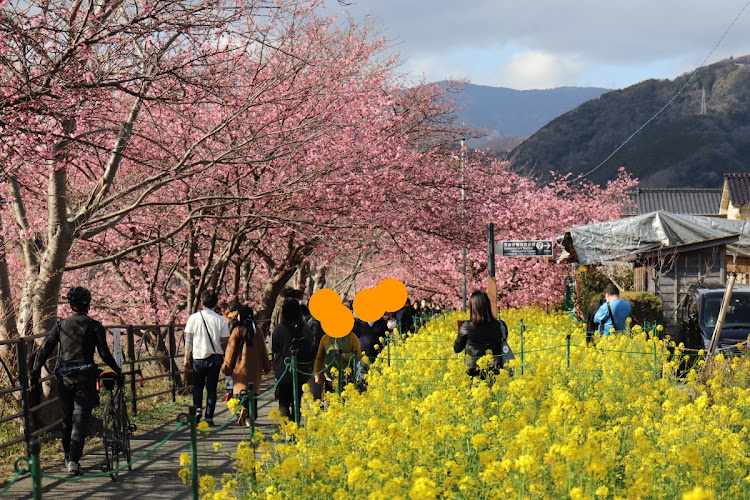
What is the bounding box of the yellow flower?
[197,421,210,431]
[213,442,222,452]
[184,308,750,499]
[227,397,239,414]
[282,456,301,475]
[178,467,190,485]
[569,487,585,500]
[179,453,191,466]
[198,474,215,496]
[408,477,437,500]
[470,433,489,450]
[682,486,715,500]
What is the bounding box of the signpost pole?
[460,139,467,312]
[487,223,497,319]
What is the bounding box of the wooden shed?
[633,236,737,334]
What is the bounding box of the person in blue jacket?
[594,283,632,335]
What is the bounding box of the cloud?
[324,0,750,89]
[501,51,586,89]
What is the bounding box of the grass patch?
[0,390,193,484]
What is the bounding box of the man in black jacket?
[31,286,123,475]
[394,298,415,335]
[353,316,389,361]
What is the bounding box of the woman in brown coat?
[221,305,271,424]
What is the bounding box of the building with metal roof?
[628,188,722,216]
[720,173,750,219]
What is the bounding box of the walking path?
[2,377,279,500]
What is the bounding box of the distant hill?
[446,83,610,149]
[509,55,750,188]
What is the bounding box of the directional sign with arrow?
[496,240,554,258]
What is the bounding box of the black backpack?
[289,323,315,373]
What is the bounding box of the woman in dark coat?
[271,298,314,420]
[454,290,508,376]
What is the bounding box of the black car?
[678,283,750,352]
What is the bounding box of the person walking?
[453,290,508,377]
[184,290,230,425]
[271,298,314,420]
[353,315,388,362]
[594,283,632,335]
[394,298,415,335]
[30,286,123,475]
[313,331,362,398]
[221,305,271,425]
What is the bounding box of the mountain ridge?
[506,55,750,188]
[446,82,610,144]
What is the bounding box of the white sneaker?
[67,460,81,475]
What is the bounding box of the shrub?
[621,290,663,327]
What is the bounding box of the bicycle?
[98,369,143,480]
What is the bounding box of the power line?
[570,0,750,184]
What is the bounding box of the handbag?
[499,321,515,362]
[199,311,220,357]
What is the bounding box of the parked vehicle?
[678,283,750,352]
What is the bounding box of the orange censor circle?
[308,288,341,322]
[375,278,408,312]
[322,306,354,339]
[352,288,382,322]
[310,279,409,339]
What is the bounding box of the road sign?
[496,240,554,257]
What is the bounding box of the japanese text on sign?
[496,240,554,257]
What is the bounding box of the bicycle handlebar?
[99,368,145,388]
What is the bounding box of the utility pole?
[461,139,467,312]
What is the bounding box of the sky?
[321,0,750,90]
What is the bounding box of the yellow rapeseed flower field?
[198,308,750,499]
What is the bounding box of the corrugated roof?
[725,173,750,206]
[628,188,722,215]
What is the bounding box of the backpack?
[322,334,354,378]
[289,323,315,374]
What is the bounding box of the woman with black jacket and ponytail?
[454,290,509,377]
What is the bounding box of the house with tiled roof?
[719,173,750,219]
[628,188,722,216]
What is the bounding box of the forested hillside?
[510,55,750,187]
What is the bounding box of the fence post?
[247,384,255,437]
[28,438,42,500]
[336,348,343,395]
[566,334,571,368]
[188,405,199,500]
[519,320,525,376]
[386,335,391,367]
[127,325,137,417]
[653,339,659,380]
[290,352,299,425]
[17,340,32,448]
[168,324,177,403]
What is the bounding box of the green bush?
[621,291,663,327]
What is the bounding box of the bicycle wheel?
[119,399,132,470]
[102,402,121,480]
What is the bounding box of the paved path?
[3,377,279,500]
